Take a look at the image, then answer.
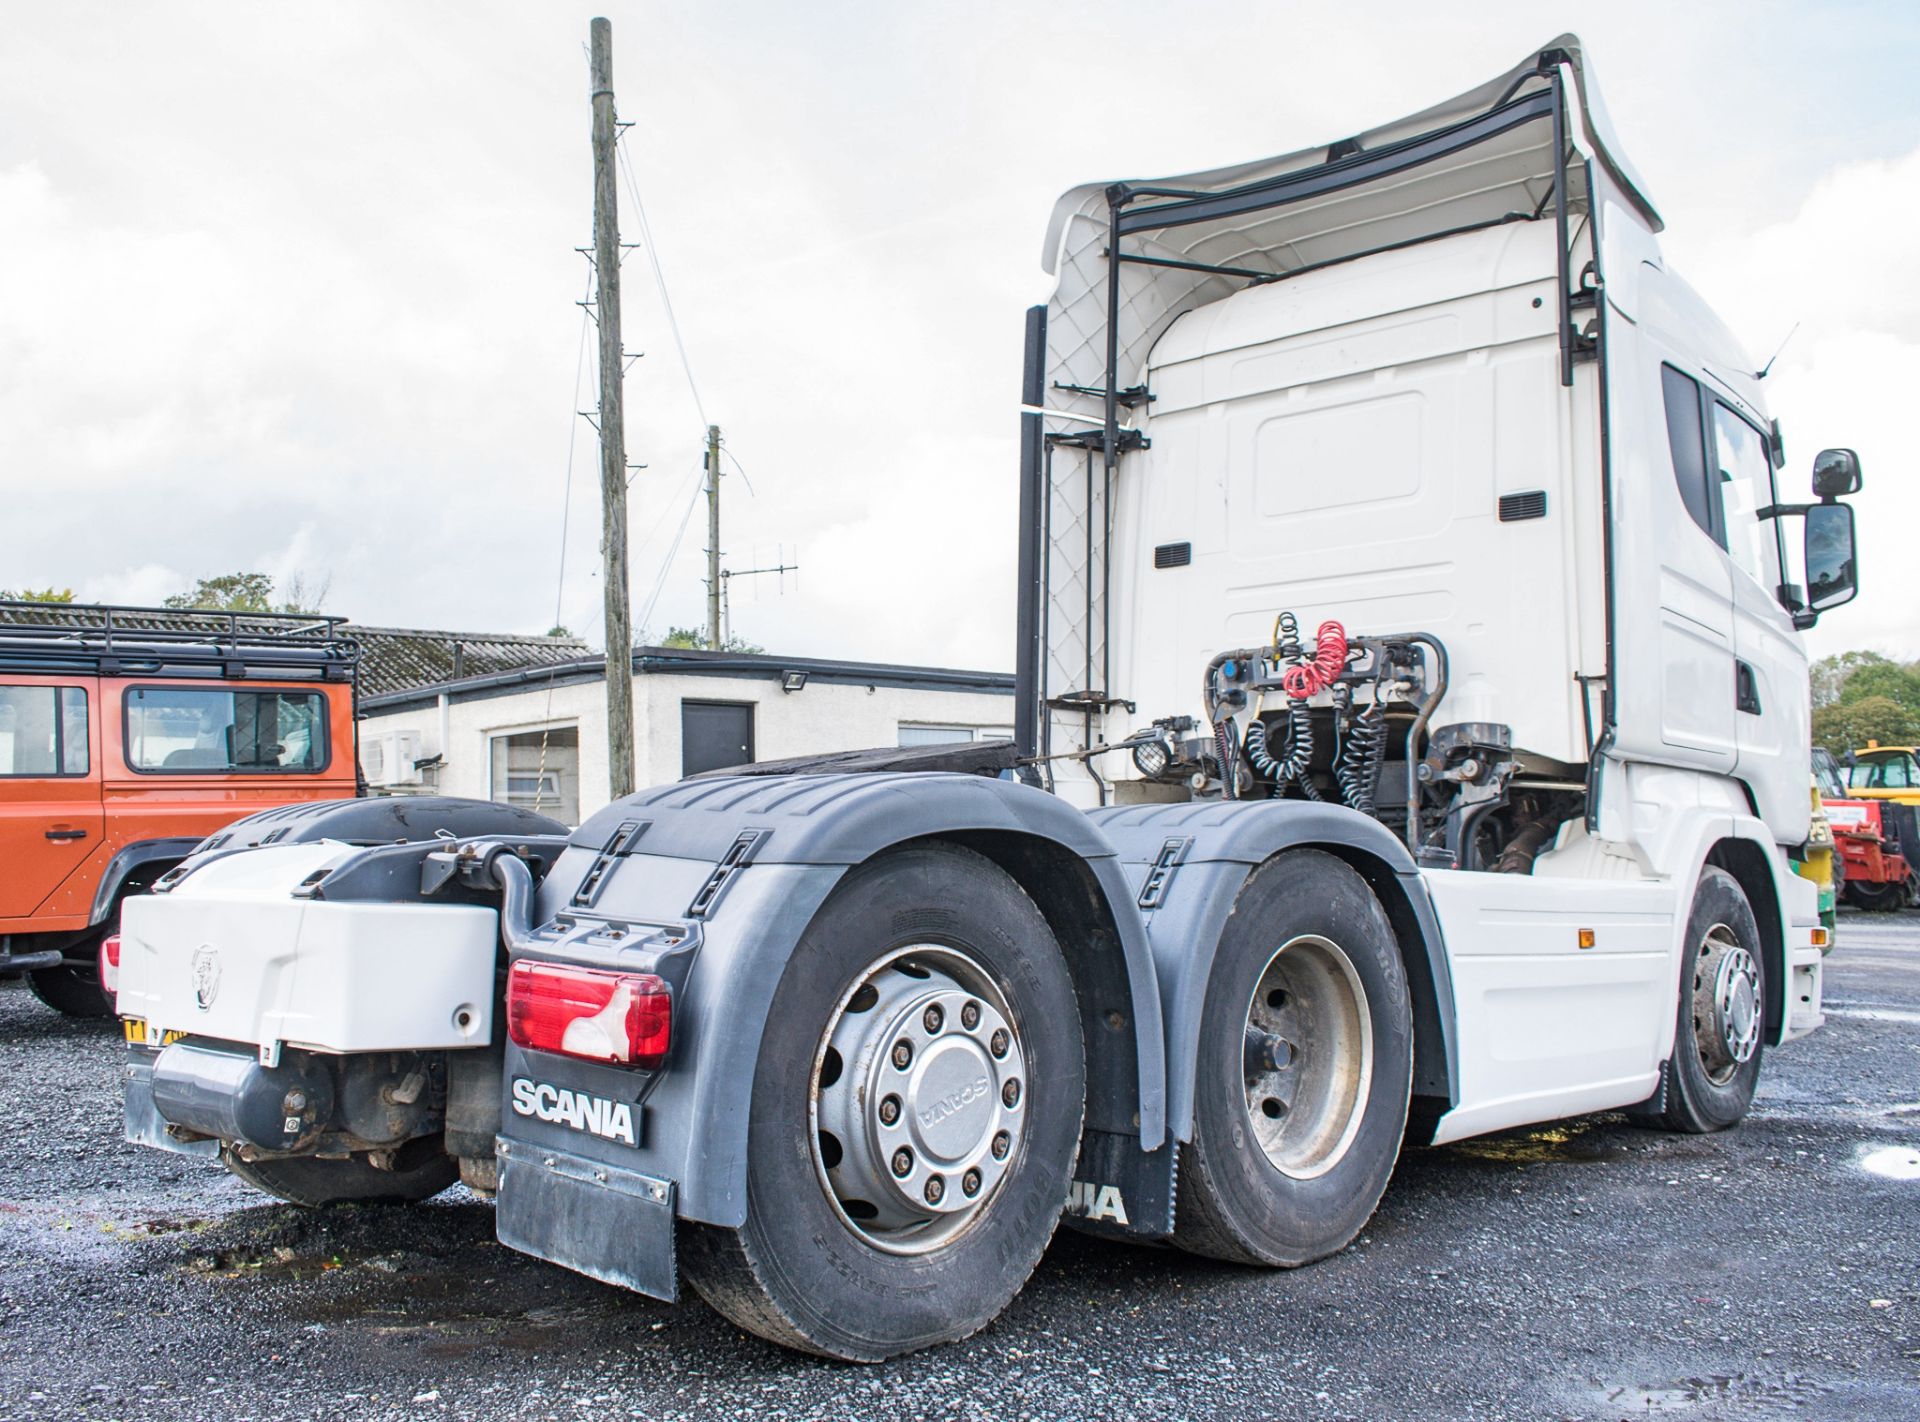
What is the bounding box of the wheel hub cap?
[1242,934,1372,1180]
[812,948,1025,1253]
[1692,924,1760,1085]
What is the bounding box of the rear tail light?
[99,933,121,1003]
[506,959,671,1069]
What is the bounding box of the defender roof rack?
[0,601,360,681]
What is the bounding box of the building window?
[489,726,580,824]
[897,724,1015,748]
[682,701,755,778]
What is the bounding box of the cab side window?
[0,685,89,776]
[1661,366,1715,538]
[1711,403,1784,593]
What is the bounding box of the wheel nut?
[1002,1078,1021,1108]
[989,1028,1010,1058]
[991,1130,1011,1160]
[878,1094,901,1126]
[923,1004,944,1033]
[891,1040,913,1070]
[891,1147,913,1177]
[962,1168,982,1197]
[924,1175,945,1204]
[961,1001,981,1030]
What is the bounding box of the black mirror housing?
[1804,501,1858,615]
[1813,447,1862,500]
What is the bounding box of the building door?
[682,701,754,778]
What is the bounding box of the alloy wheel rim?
[809,945,1026,1255]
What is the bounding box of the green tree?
[661,624,765,654]
[1840,660,1920,717]
[164,572,330,614]
[165,572,276,612]
[1811,650,1890,708]
[0,586,75,602]
[1812,694,1920,757]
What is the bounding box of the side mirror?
[1804,502,1858,615]
[1812,447,1862,500]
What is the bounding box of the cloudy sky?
[2,1,1915,670]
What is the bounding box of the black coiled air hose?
[1335,700,1388,814]
[1244,703,1321,800]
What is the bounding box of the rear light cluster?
[507,959,672,1070]
[99,933,121,1004]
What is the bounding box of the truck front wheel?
[1651,867,1766,1133]
[1172,849,1413,1266]
[679,842,1086,1361]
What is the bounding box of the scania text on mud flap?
[118,35,1849,1361]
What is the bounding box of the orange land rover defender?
[0,602,359,1015]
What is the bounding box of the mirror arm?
[1757,501,1810,522]
[1791,609,1818,632]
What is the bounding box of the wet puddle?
[1446,1122,1628,1166]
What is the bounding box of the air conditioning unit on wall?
[362,729,425,787]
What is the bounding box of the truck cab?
[0,602,360,1014]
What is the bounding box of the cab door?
[0,680,103,922]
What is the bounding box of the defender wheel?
[27,956,112,1019]
[1172,849,1413,1267]
[1653,867,1765,1134]
[679,843,1085,1361]
[221,1140,458,1207]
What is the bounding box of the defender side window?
[1661,365,1715,540]
[0,684,88,777]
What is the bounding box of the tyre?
[679,842,1085,1361]
[27,929,112,1019]
[1653,867,1766,1133]
[221,1139,458,1207]
[1172,849,1413,1267]
[1844,877,1907,912]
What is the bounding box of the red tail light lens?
[99,933,122,1003]
[506,960,671,1069]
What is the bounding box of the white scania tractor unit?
[111,36,1860,1360]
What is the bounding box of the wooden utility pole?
[590,17,635,799]
[705,423,723,650]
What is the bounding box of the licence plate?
[122,1017,184,1048]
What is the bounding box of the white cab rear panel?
[117,842,497,1061]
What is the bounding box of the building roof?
[343,625,591,699]
[358,643,1014,712]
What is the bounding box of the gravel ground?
[1,915,1915,1422]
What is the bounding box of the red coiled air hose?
[1281,620,1348,699]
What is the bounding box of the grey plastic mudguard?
[1086,798,1460,1145]
[502,771,1168,1232]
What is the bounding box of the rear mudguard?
[500,772,1170,1233]
[1087,800,1460,1146]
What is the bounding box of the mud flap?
[1062,1129,1176,1241]
[495,1139,677,1301]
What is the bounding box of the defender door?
[0,679,103,922]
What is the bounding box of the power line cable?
[615,135,708,432]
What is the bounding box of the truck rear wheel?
[220,1140,458,1207]
[1652,867,1765,1133]
[1172,849,1413,1267]
[679,842,1086,1361]
[1843,877,1908,912]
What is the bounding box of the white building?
[355,644,1015,825]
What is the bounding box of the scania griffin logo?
[510,1077,637,1146]
[918,1075,991,1129]
[190,946,221,1010]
